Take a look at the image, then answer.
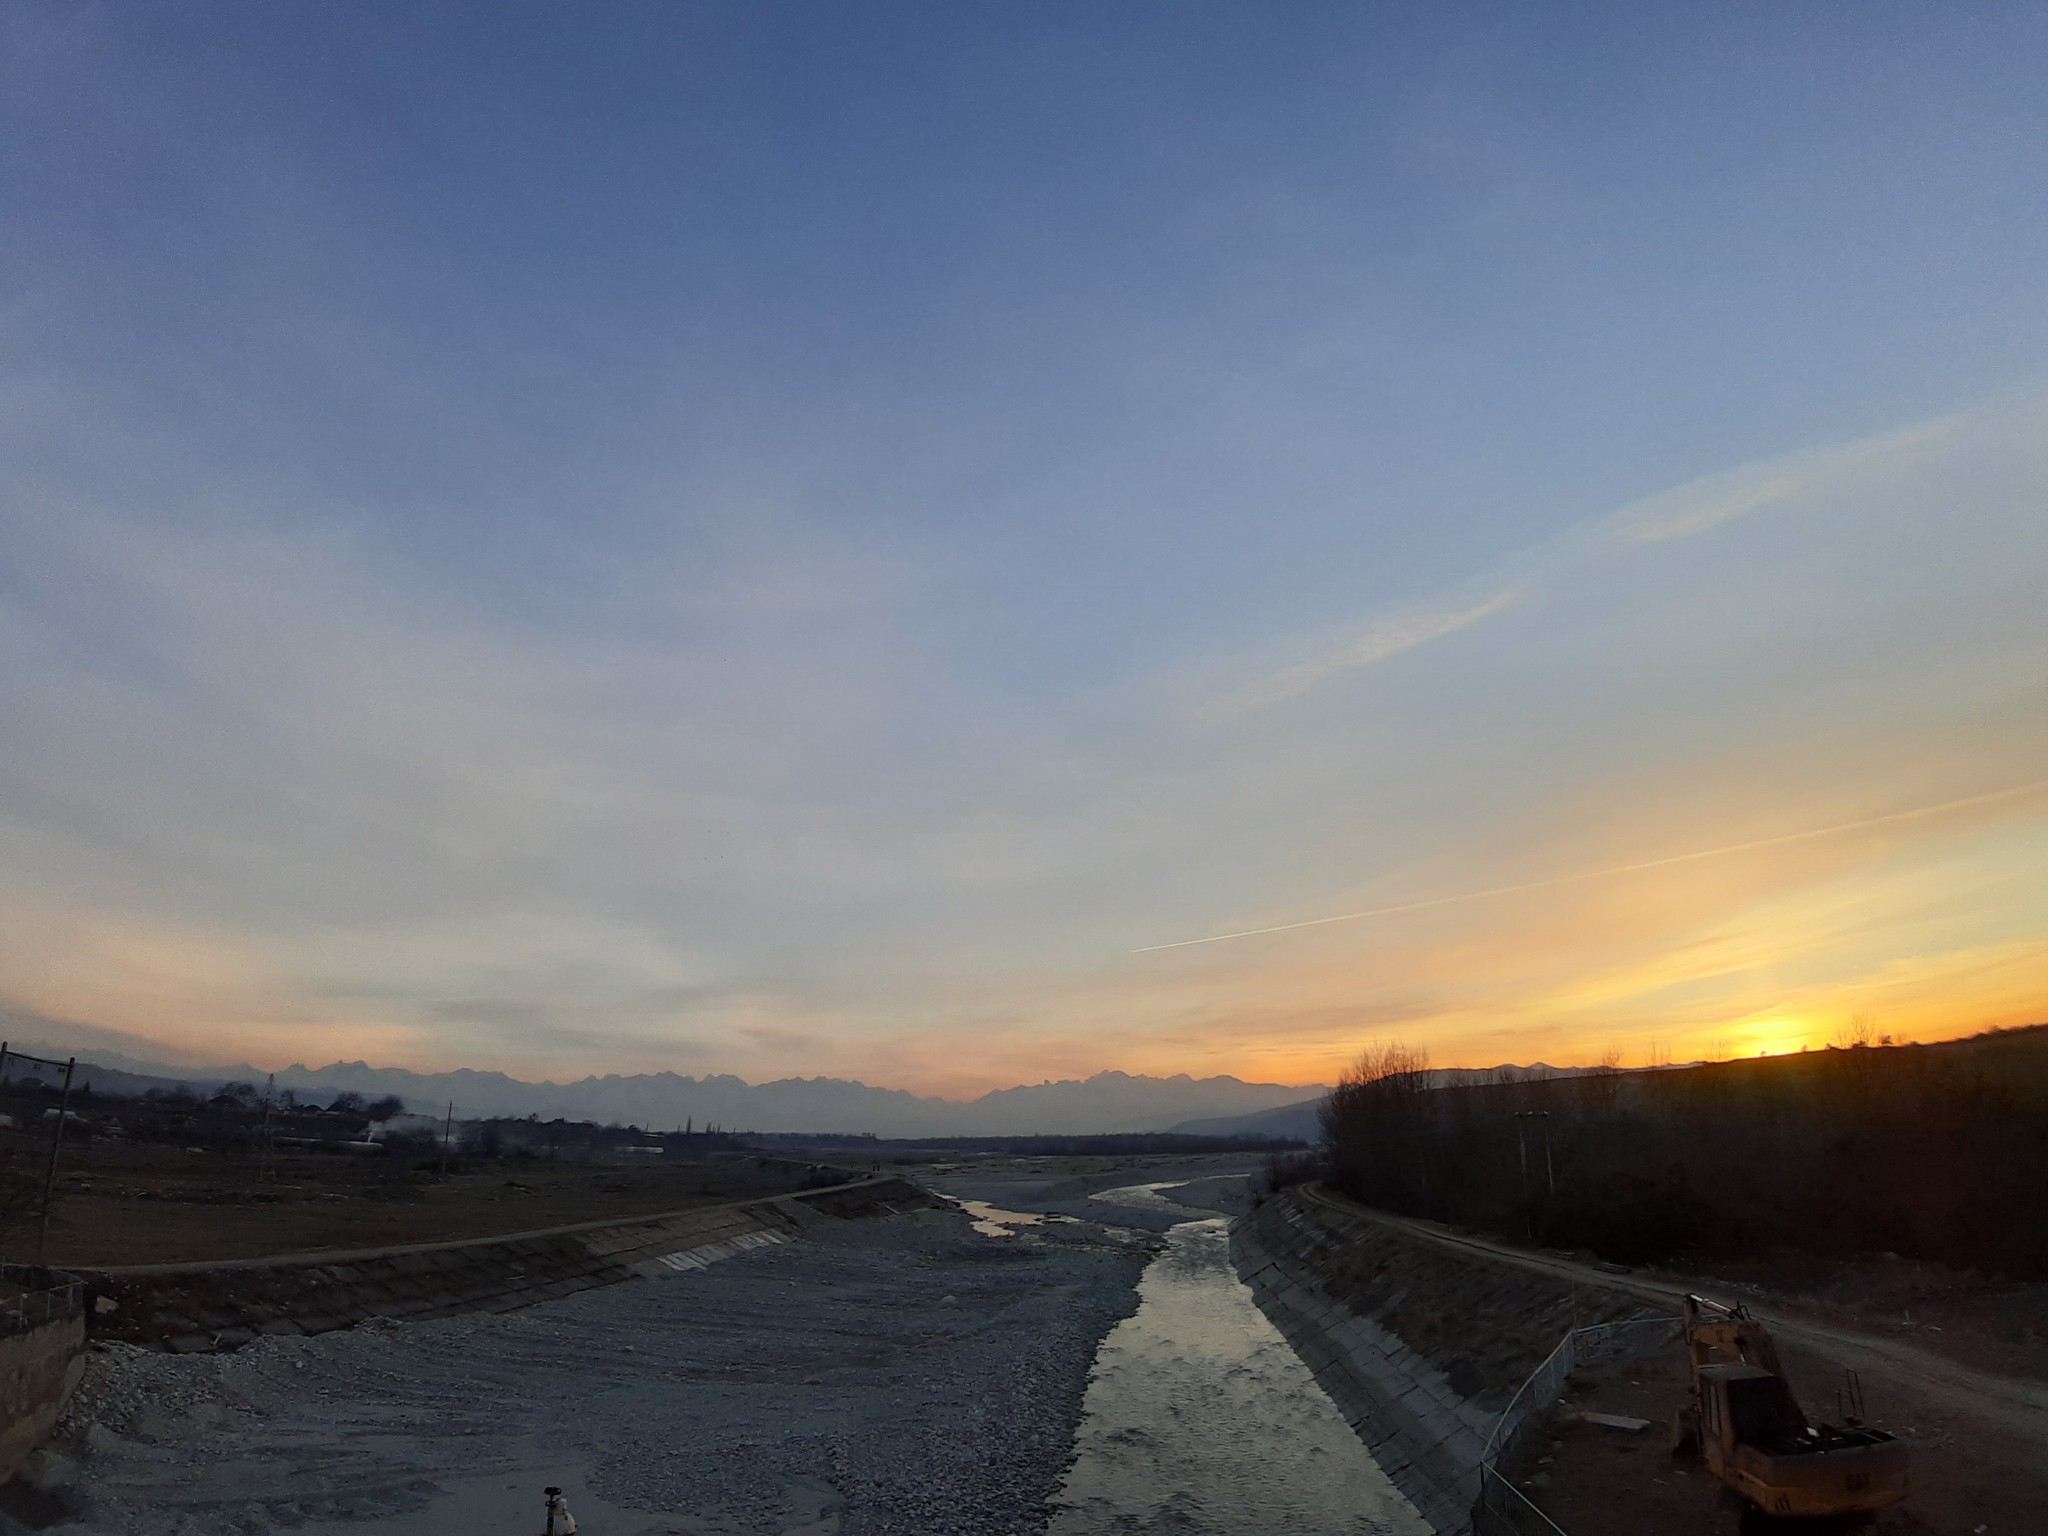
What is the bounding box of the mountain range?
[1,1007,1607,1139]
[1,1028,1325,1137]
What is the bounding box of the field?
[0,1136,824,1267]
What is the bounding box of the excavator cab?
[1676,1297,1909,1519]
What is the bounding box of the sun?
[1729,1016,1820,1058]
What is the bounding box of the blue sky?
[4,4,2047,1092]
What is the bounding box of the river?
[70,1161,1431,1535]
[1044,1181,1429,1536]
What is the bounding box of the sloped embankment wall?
[1233,1187,1655,1536]
[0,1270,86,1479]
[82,1175,936,1355]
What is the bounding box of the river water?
[1047,1183,1429,1536]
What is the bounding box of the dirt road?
[1301,1186,2048,1534]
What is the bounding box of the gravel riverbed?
[41,1203,1159,1536]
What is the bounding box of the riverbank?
[41,1155,1447,1535]
[41,1159,1305,1535]
[45,1198,1150,1535]
[76,1175,931,1354]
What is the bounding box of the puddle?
[1050,1203,1429,1536]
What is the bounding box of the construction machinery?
[1671,1294,1908,1519]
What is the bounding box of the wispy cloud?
[1208,392,2028,722]
[1131,777,2048,952]
[1608,412,1965,544]
[1227,583,1526,710]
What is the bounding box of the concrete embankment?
[79,1174,936,1354]
[0,1266,86,1480]
[1233,1185,1661,1536]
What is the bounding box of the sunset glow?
[4,8,2046,1097]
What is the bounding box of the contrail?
[1132,777,2048,954]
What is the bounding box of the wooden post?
[1515,1110,1535,1241]
[259,1072,276,1182]
[36,1057,75,1262]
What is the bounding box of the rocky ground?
[25,1154,1271,1536]
[1503,1340,2042,1536]
[29,1200,1164,1536]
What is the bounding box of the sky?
[3,4,2046,1096]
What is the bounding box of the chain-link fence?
[1474,1315,1680,1535]
[0,1263,83,1340]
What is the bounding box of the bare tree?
[1575,1045,1625,1118]
[1833,1015,1878,1050]
[1321,1041,1436,1209]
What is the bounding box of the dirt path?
[1302,1186,2048,1535]
[1300,1188,2048,1438]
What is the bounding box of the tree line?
[1318,1025,2048,1279]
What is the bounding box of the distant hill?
[0,1001,1626,1139]
[1169,1062,1607,1143]
[0,1025,1326,1137]
[0,1049,212,1103]
[1172,1095,1324,1142]
[236,1062,1329,1136]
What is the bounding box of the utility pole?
[441,1100,455,1175]
[259,1072,276,1182]
[1515,1110,1554,1195]
[1516,1113,1529,1201]
[37,1057,76,1263]
[1515,1109,1554,1241]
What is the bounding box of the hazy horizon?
[10,1003,1917,1102]
[1,1010,1330,1099]
[6,7,2047,1095]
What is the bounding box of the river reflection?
[1051,1205,1429,1536]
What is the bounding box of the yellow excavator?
[1671,1294,1908,1519]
